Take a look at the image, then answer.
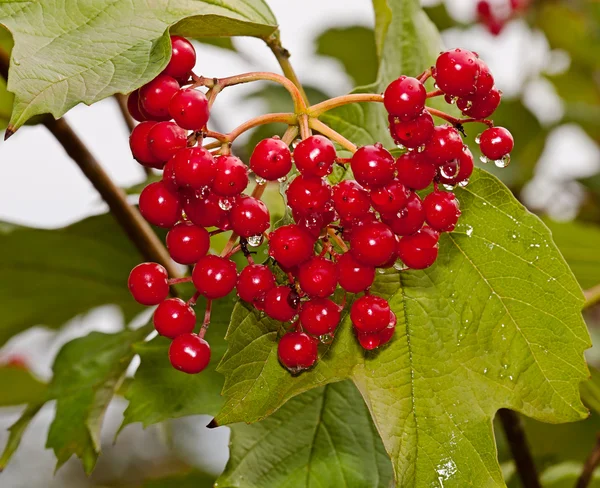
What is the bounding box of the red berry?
[230,196,270,237]
[164,36,196,79]
[139,74,180,119]
[169,333,210,374]
[357,314,396,350]
[162,156,179,193]
[479,127,514,161]
[434,48,481,97]
[388,112,434,149]
[350,295,391,333]
[293,135,337,177]
[370,179,410,215]
[337,252,375,293]
[438,146,474,186]
[350,221,397,267]
[129,122,163,168]
[278,331,318,371]
[351,143,395,189]
[171,147,215,189]
[184,193,228,229]
[128,262,169,305]
[294,209,336,238]
[265,286,299,321]
[423,125,464,165]
[139,181,182,228]
[395,152,437,190]
[299,298,341,336]
[192,255,238,299]
[297,257,338,298]
[457,88,501,119]
[127,90,148,122]
[237,264,276,309]
[249,137,292,181]
[474,58,494,95]
[212,155,249,196]
[286,175,332,217]
[166,221,210,265]
[148,121,187,161]
[153,298,196,339]
[383,76,427,120]
[397,227,440,269]
[332,180,371,219]
[423,191,461,232]
[168,88,209,130]
[268,224,316,268]
[381,192,425,236]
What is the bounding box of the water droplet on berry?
[255,176,267,186]
[277,175,288,183]
[292,138,302,149]
[247,234,263,247]
[458,179,469,188]
[218,198,233,211]
[479,155,489,164]
[318,333,334,344]
[475,133,482,144]
[494,154,511,168]
[442,183,455,191]
[417,145,426,153]
[440,161,460,179]
[396,143,406,151]
[393,262,409,271]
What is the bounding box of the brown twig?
[584,284,600,310]
[576,434,600,488]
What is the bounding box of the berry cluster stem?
[308,93,384,117]
[198,299,212,339]
[426,107,494,128]
[309,118,357,153]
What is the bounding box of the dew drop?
[442,183,456,191]
[247,234,263,247]
[475,133,482,144]
[396,143,406,151]
[465,225,473,237]
[494,154,511,168]
[218,198,233,211]
[479,155,489,164]
[319,333,334,344]
[255,176,267,186]
[458,178,469,188]
[277,175,288,183]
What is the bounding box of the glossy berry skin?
[153,298,196,339]
[127,90,148,122]
[293,135,337,177]
[148,121,187,162]
[278,332,318,371]
[458,88,501,119]
[192,255,238,299]
[337,252,375,293]
[350,295,391,333]
[286,175,332,217]
[423,191,461,232]
[438,146,474,186]
[230,196,270,237]
[169,333,210,374]
[332,180,371,219]
[434,48,480,97]
[249,137,292,181]
[166,221,210,265]
[168,88,209,130]
[299,298,341,336]
[350,221,397,267]
[423,125,464,165]
[128,262,169,305]
[268,224,316,268]
[351,143,395,189]
[172,147,216,189]
[395,152,437,190]
[184,193,228,229]
[474,58,494,95]
[381,192,425,236]
[397,227,440,269]
[164,36,196,79]
[383,76,426,120]
[265,286,299,322]
[212,155,249,196]
[139,74,180,119]
[130,122,163,168]
[297,257,338,298]
[370,179,409,215]
[294,209,335,238]
[388,112,434,149]
[479,127,514,160]
[139,181,182,228]
[357,316,396,350]
[236,264,276,310]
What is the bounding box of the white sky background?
[0,0,599,486]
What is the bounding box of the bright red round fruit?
[388,112,434,149]
[268,224,316,268]
[395,152,437,190]
[139,74,180,119]
[278,331,318,371]
[286,175,332,217]
[184,193,229,229]
[370,179,410,215]
[148,121,187,162]
[139,181,182,228]
[127,90,148,122]
[294,209,336,238]
[166,221,210,264]
[351,143,395,189]
[479,126,514,160]
[169,333,210,374]
[293,135,337,177]
[434,48,480,97]
[423,191,461,232]
[236,264,276,309]
[171,146,216,189]
[349,221,397,267]
[457,88,501,119]
[381,192,425,236]
[357,316,396,350]
[383,76,426,120]
[297,257,338,298]
[153,298,196,339]
[230,196,270,237]
[264,286,299,322]
[299,298,341,336]
[397,226,440,269]
[164,36,196,79]
[212,155,249,196]
[337,252,375,293]
[128,262,169,305]
[168,88,209,130]
[249,137,292,181]
[438,146,474,186]
[192,255,238,299]
[423,125,464,165]
[129,122,163,168]
[474,58,494,95]
[332,180,371,219]
[350,295,391,333]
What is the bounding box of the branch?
[497,409,541,488]
[308,118,357,153]
[576,434,600,488]
[308,93,384,117]
[584,284,600,310]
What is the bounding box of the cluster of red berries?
[126,38,512,375]
[476,0,530,35]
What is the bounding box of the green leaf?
[0,402,44,471]
[0,25,14,129]
[46,325,150,473]
[217,380,393,488]
[0,213,144,346]
[0,364,46,407]
[196,37,237,52]
[0,0,277,131]
[143,470,216,488]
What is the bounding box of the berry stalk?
[308,93,384,117]
[308,118,357,153]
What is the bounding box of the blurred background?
[0,0,599,486]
